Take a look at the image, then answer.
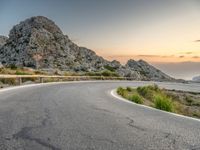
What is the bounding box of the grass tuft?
[117,87,125,95]
[116,84,200,118]
[126,86,132,92]
[154,94,173,112]
[129,94,143,104]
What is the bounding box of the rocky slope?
[126,59,173,81]
[0,36,8,48]
[0,16,174,81]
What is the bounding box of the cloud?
[192,56,200,59]
[137,55,160,58]
[179,55,184,58]
[185,52,193,54]
[178,51,193,55]
[195,40,200,42]
[137,54,175,58]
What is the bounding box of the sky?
[0,0,200,79]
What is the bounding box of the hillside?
[0,16,175,81]
[126,59,173,81]
[0,36,8,48]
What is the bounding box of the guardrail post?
[101,76,103,80]
[18,77,22,85]
[40,77,43,83]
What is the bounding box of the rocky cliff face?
[0,36,8,48]
[0,16,174,81]
[126,59,173,81]
[0,16,87,70]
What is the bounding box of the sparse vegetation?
[85,70,120,77]
[15,70,32,75]
[104,65,116,72]
[0,67,123,89]
[0,67,121,77]
[129,93,143,104]
[64,72,82,76]
[126,86,132,92]
[117,87,125,95]
[154,94,173,112]
[137,84,159,100]
[0,67,39,75]
[0,78,17,85]
[117,85,200,118]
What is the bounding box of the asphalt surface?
[0,81,200,150]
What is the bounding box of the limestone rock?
[0,62,3,68]
[0,36,8,48]
[0,16,175,81]
[126,59,173,81]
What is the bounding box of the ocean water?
[153,62,200,80]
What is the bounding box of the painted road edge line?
[110,89,200,122]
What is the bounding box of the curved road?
[0,81,200,150]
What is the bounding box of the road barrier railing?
[0,75,135,85]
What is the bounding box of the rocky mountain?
[0,16,174,81]
[0,36,8,48]
[126,59,174,81]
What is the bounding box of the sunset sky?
[0,0,200,79]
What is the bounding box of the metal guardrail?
[0,75,134,85]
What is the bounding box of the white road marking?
[0,81,95,93]
[1,81,200,122]
[0,80,128,93]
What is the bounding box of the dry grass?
[117,85,200,118]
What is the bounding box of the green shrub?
[15,71,31,75]
[126,86,132,92]
[137,86,148,96]
[129,94,143,104]
[101,70,119,77]
[137,84,160,100]
[137,86,153,99]
[85,72,101,76]
[154,94,173,112]
[0,78,17,85]
[34,70,45,75]
[117,87,124,95]
[139,70,147,76]
[104,65,116,72]
[192,112,200,118]
[185,96,193,104]
[9,64,17,70]
[149,84,159,91]
[22,77,37,82]
[85,70,120,77]
[44,77,58,83]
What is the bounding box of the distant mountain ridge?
[193,76,200,82]
[0,16,174,81]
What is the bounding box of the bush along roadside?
[117,84,200,119]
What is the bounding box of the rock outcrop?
[126,59,173,81]
[0,62,3,68]
[0,16,174,81]
[0,36,8,48]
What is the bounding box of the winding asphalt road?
[0,81,200,150]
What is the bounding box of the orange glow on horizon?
[99,54,200,64]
